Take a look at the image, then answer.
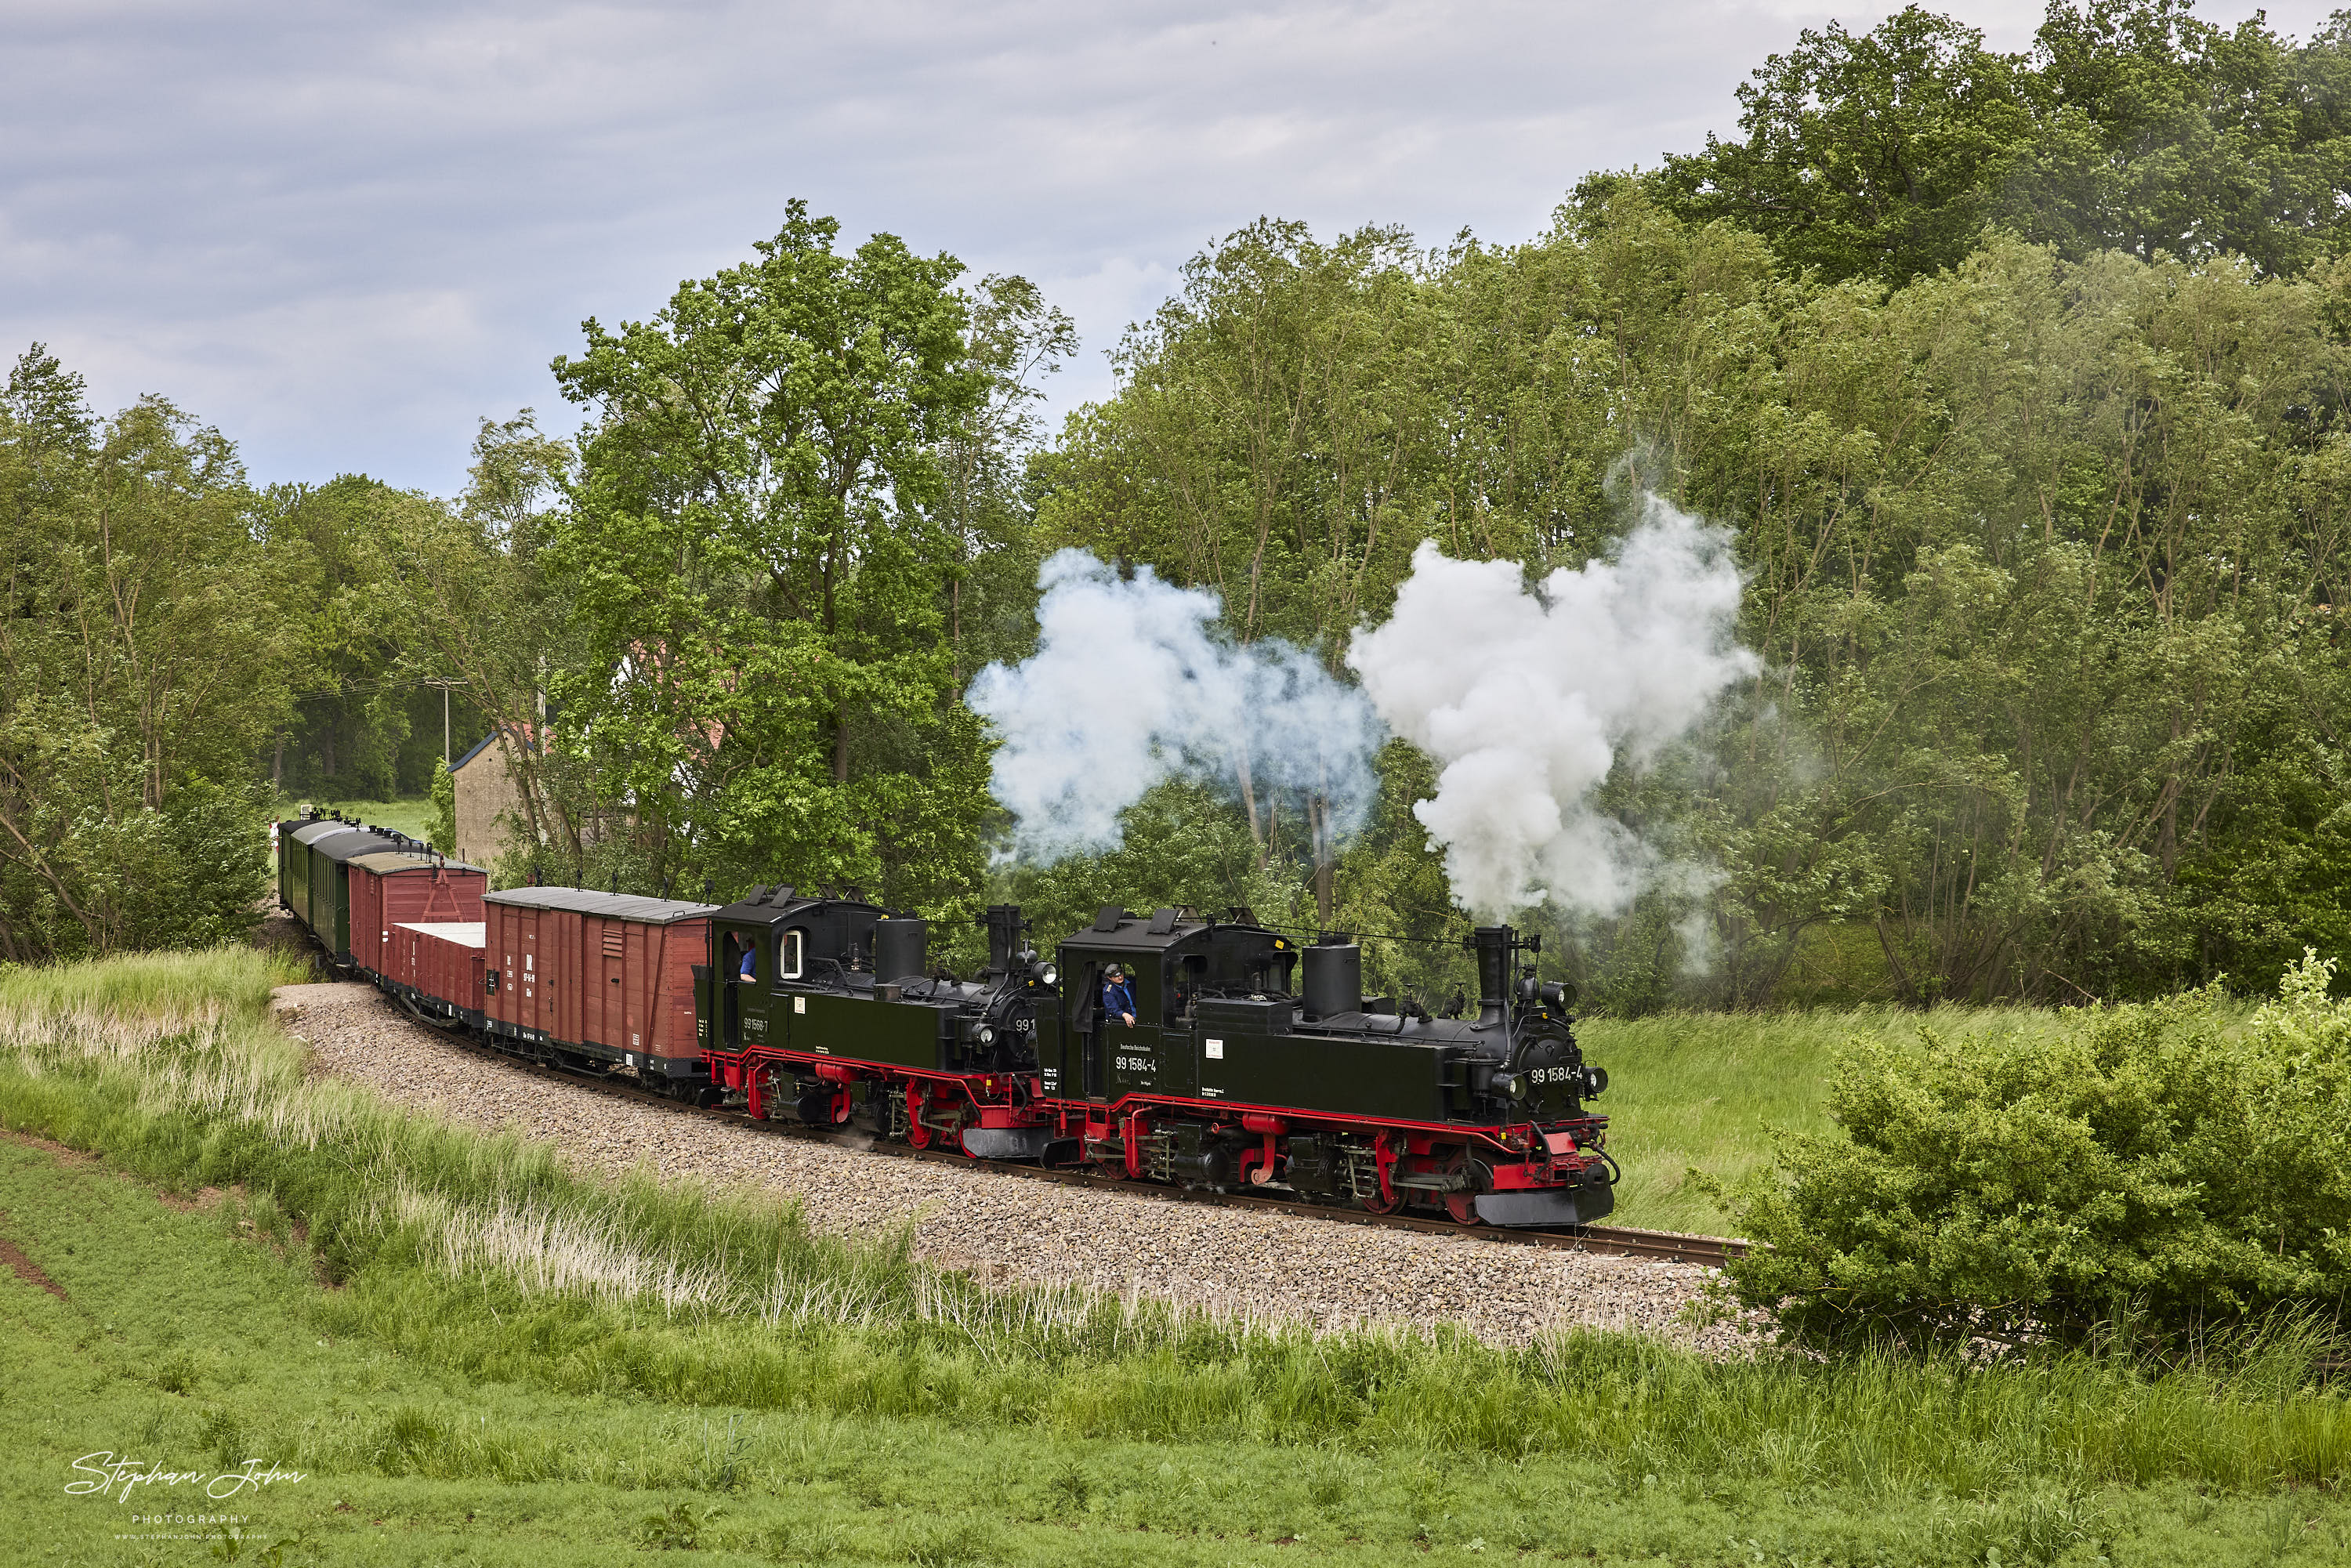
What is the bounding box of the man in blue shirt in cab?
[1101,964,1136,1027]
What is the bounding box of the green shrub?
[427,759,456,856]
[1721,953,2351,1349]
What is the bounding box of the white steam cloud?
[1348,497,1755,920]
[970,549,1381,864]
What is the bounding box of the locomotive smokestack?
[1472,925,1512,1027]
[985,904,1023,973]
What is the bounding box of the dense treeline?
[10,1,2351,1012]
[1026,1,2351,1009]
[1036,204,2351,1009]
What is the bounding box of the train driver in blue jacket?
[1100,964,1136,1028]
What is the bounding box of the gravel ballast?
[271,980,1755,1352]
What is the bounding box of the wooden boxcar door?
[520,914,542,1033]
[623,923,650,1057]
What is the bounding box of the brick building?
[449,730,530,871]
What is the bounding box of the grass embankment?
[3,954,2349,1564]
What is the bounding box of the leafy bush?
[1722,954,2351,1349]
[427,758,457,856]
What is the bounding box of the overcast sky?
[4,1,2340,495]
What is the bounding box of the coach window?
[777,929,805,981]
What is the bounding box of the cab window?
[723,932,759,983]
[1172,955,1205,1023]
[1128,964,1161,1027]
[777,929,805,982]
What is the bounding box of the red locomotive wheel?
[1444,1192,1479,1225]
[1360,1190,1404,1216]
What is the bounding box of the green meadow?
[1582,1005,2096,1235]
[3,951,2349,1565]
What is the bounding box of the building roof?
[449,730,502,773]
[484,885,720,925]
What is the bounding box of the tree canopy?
[535,205,1056,918]
[1650,1,2351,285]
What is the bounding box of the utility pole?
[422,678,462,766]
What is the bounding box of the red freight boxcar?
[383,921,487,1027]
[348,851,487,983]
[482,888,719,1093]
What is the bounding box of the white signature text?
[67,1453,307,1502]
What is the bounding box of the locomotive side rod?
[441,1031,1741,1271]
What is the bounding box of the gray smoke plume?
[1347,496,1755,920]
[969,549,1380,863]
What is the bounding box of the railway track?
[424,1010,1743,1272]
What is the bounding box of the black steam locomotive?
[696,894,1614,1227]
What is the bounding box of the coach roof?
[308,827,408,864]
[484,885,719,925]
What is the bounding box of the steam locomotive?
[277,810,1615,1228]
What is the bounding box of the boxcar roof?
[484,885,719,924]
[350,850,485,875]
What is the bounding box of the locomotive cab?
[1046,906,1295,1102]
[696,891,1058,1149]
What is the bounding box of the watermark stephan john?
[67,1451,307,1503]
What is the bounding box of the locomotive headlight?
[976,1025,995,1045]
[1497,1070,1528,1102]
[1037,964,1058,987]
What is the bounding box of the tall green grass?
[5,949,2351,1505]
[0,943,306,1018]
